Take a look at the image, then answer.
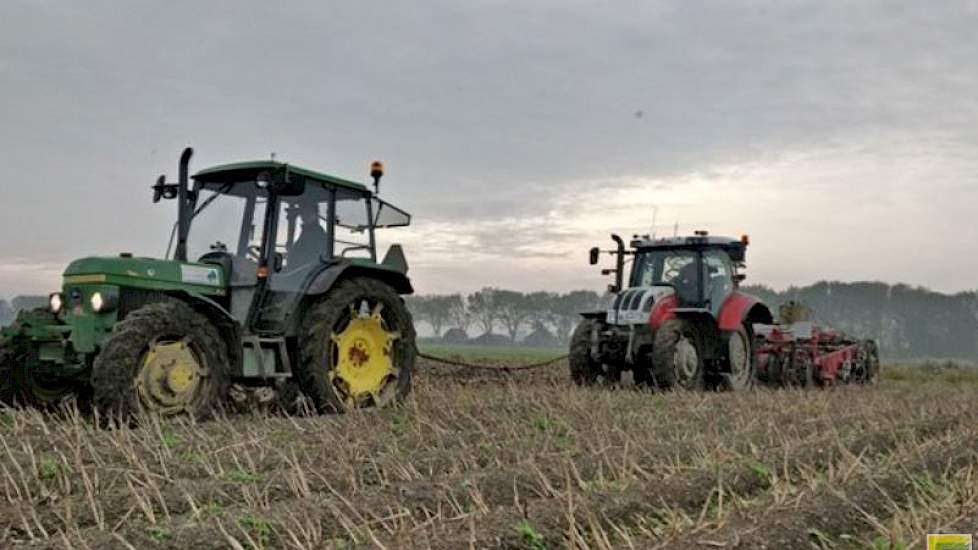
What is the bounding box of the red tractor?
[571,232,878,390]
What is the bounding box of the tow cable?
[414,348,569,372]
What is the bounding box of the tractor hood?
[63,256,226,296]
[606,285,676,325]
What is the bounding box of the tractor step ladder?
[242,336,293,379]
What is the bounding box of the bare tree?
[467,288,499,336]
[553,290,602,340]
[446,294,470,334]
[11,295,46,312]
[495,289,534,342]
[424,295,456,338]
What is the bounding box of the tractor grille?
[607,287,666,325]
[612,289,654,313]
[118,289,172,318]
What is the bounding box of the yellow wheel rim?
[135,338,208,415]
[330,302,400,408]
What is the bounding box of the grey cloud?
[0,1,976,295]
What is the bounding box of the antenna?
[650,205,658,239]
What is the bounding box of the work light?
[49,292,63,314]
[90,292,109,313]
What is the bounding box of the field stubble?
[0,350,976,549]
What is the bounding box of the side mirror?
[589,247,600,265]
[607,283,619,294]
[152,175,178,203]
[273,252,284,273]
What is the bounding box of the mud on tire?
[1,308,78,408]
[91,302,231,420]
[650,319,705,390]
[296,277,416,413]
[718,325,755,391]
[569,319,601,385]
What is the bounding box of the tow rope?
[415,349,569,372]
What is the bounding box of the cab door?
[702,250,735,318]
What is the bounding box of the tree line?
[3,282,976,358]
[0,296,47,326]
[405,289,602,346]
[408,282,978,358]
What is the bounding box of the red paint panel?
[717,292,761,331]
[649,294,678,330]
[814,346,858,381]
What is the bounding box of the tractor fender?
[166,290,243,373]
[305,262,414,297]
[717,292,774,332]
[648,294,679,330]
[578,310,605,321]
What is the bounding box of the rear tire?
[650,320,705,391]
[92,302,231,420]
[296,278,416,413]
[718,326,754,391]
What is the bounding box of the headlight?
[49,292,63,314]
[90,292,105,312]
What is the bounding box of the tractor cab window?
[334,193,372,258]
[275,184,333,271]
[188,182,267,264]
[703,250,734,314]
[632,249,700,303]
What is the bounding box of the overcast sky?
[1,1,977,298]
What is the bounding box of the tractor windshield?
[632,249,700,303]
[187,183,267,262]
[632,249,698,287]
[632,247,738,309]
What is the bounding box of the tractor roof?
[194,161,369,194]
[632,234,745,249]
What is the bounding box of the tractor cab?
[155,154,412,333]
[628,232,747,315]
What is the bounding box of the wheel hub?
[330,303,400,407]
[136,339,208,414]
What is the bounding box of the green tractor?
[0,148,417,418]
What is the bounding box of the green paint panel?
[64,257,225,296]
[194,160,369,193]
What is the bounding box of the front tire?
[296,278,416,413]
[92,302,231,420]
[1,309,77,408]
[650,320,705,391]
